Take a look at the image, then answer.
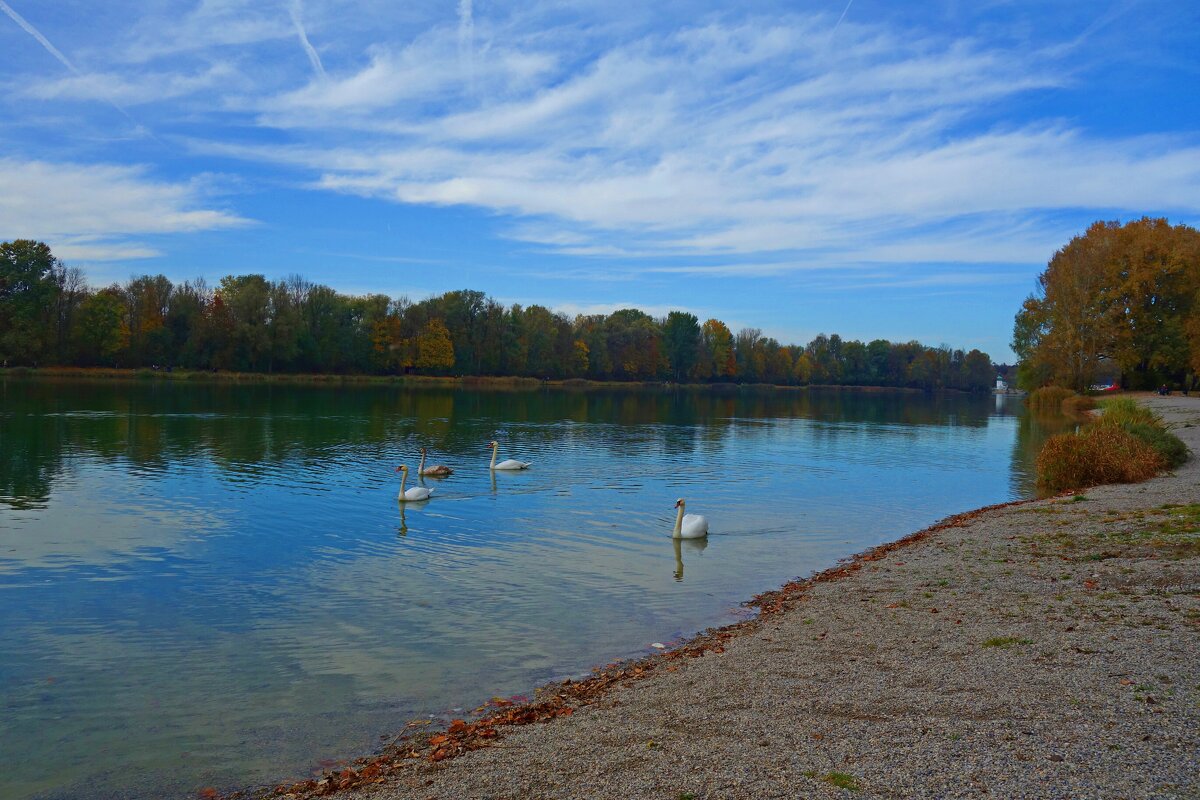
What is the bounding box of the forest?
[0,240,995,391]
[1013,218,1200,392]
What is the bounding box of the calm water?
[0,380,1050,799]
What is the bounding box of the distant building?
[995,376,1008,391]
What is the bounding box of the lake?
[0,379,1053,798]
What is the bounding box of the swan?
[418,447,453,477]
[673,498,708,539]
[394,465,434,502]
[488,440,531,470]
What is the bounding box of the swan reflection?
[672,536,708,582]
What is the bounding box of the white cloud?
[195,13,1198,271]
[23,63,238,106]
[6,3,1198,288]
[0,158,251,260]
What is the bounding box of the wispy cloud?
[203,13,1197,274]
[457,0,474,89]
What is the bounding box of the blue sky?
[1,0,1197,361]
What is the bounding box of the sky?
[1,1,1197,361]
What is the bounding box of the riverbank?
[0,366,931,394]
[257,394,1198,799]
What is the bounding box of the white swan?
[394,465,433,502]
[418,447,453,477]
[489,440,531,470]
[673,498,708,539]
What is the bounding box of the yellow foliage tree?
[416,318,455,372]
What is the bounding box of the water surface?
[0,380,1045,798]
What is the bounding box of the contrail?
[0,0,80,74]
[831,0,854,34]
[287,0,326,80]
[0,0,156,140]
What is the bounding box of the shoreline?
[232,394,1198,799]
[0,366,951,395]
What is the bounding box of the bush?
[1121,422,1190,468]
[1094,398,1190,467]
[1097,396,1159,427]
[1027,386,1074,413]
[1036,424,1166,493]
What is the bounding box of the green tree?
[74,288,128,364]
[0,240,60,365]
[662,311,700,381]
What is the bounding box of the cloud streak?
[287,0,326,80]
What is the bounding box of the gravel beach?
[305,395,1200,800]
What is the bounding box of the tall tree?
[0,240,60,365]
[701,318,736,380]
[662,311,700,381]
[416,318,455,372]
[74,288,128,365]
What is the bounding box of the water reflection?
[672,536,709,582]
[0,378,1056,800]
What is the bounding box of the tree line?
[1012,218,1200,392]
[1,240,995,391]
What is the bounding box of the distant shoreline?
[0,366,950,395]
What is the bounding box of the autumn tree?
[416,318,455,372]
[701,319,736,380]
[1013,218,1199,390]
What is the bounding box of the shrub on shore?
[1093,398,1190,468]
[1036,424,1166,492]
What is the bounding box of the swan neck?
[418,452,426,473]
[399,470,407,495]
[673,504,684,538]
[490,443,497,469]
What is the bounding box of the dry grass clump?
[1036,424,1166,493]
[1095,397,1190,468]
[1027,386,1075,413]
